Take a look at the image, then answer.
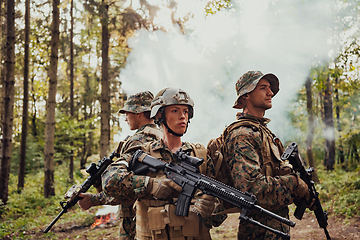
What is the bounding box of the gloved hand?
[294,176,309,199]
[147,175,182,200]
[293,175,316,210]
[277,163,293,176]
[191,194,216,218]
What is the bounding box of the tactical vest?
[224,118,285,177]
[116,126,162,156]
[135,142,210,240]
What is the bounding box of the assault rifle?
[130,149,296,239]
[43,149,120,233]
[281,142,331,240]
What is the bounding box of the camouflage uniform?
[91,91,160,240]
[102,139,224,240]
[91,123,161,239]
[102,88,226,240]
[225,71,300,240]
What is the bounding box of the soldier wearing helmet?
[101,88,226,240]
[220,71,310,239]
[78,91,161,240]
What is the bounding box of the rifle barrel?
[43,208,67,233]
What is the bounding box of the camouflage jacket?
[89,124,160,206]
[102,139,226,227]
[224,113,298,211]
[101,140,216,203]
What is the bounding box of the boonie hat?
[119,91,154,114]
[233,70,279,109]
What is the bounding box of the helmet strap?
[163,120,184,137]
[157,107,188,137]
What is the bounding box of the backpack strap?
[189,143,207,175]
[142,126,162,140]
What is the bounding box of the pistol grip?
[294,198,307,220]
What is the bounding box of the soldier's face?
[248,78,274,110]
[125,112,140,130]
[164,105,189,135]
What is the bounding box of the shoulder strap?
[142,126,162,140]
[189,143,207,174]
[223,119,261,137]
[142,141,162,159]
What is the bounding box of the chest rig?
[135,142,210,240]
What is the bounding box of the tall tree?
[69,0,74,183]
[18,0,30,191]
[334,67,345,164]
[100,0,110,159]
[44,0,60,198]
[0,0,5,145]
[0,0,15,205]
[323,75,336,171]
[305,77,319,182]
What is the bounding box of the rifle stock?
[281,142,331,240]
[130,149,296,239]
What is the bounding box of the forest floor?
[4,208,359,240]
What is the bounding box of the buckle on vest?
[273,137,280,144]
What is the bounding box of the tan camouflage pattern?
[101,139,226,239]
[233,71,280,109]
[224,113,299,240]
[90,123,160,240]
[119,91,154,114]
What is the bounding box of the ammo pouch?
[136,200,201,240]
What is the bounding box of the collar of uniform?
[135,123,158,133]
[236,112,271,125]
[150,139,193,153]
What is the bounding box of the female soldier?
[102,88,225,240]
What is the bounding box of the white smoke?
[115,0,347,145]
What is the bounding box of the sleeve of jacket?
[225,126,298,208]
[101,150,150,203]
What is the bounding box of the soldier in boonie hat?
[232,70,279,109]
[119,91,154,114]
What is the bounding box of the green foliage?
[0,158,99,239]
[316,167,360,217]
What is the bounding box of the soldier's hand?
[293,176,316,210]
[278,163,293,176]
[191,194,216,218]
[78,193,94,210]
[147,175,182,200]
[294,177,309,199]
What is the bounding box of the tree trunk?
[18,0,30,191]
[100,0,110,159]
[334,72,344,164]
[0,0,4,133]
[69,0,74,183]
[323,75,335,171]
[305,77,319,182]
[0,0,15,205]
[44,0,59,198]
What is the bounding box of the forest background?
[1,0,360,239]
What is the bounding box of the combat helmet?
[233,70,279,109]
[151,88,194,136]
[118,91,154,114]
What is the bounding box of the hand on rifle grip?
[77,193,94,210]
[293,175,316,210]
[147,175,182,200]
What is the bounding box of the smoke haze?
[116,0,344,145]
